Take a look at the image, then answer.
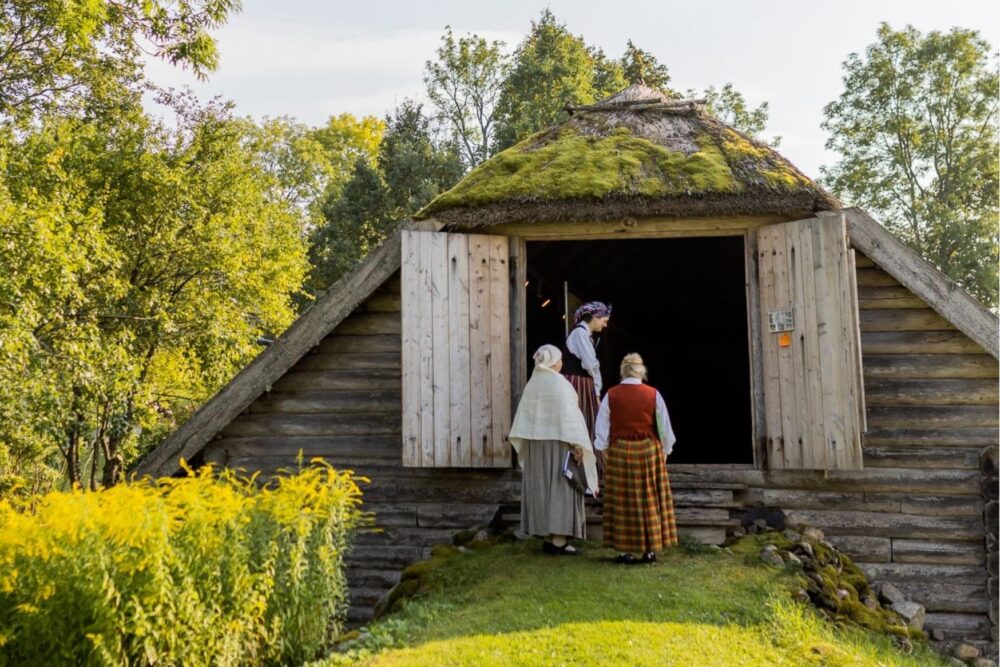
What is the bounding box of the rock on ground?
[878,582,907,606]
[891,600,926,631]
[953,642,981,660]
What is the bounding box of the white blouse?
[593,378,677,456]
[565,323,602,395]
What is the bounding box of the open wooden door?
[757,212,865,470]
[401,230,511,468]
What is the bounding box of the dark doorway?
[525,236,753,465]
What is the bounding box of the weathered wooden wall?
[198,248,996,641]
[400,231,511,468]
[757,215,865,470]
[202,272,520,624]
[671,251,998,643]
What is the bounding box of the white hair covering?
[532,344,562,369]
[509,343,599,494]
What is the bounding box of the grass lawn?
[317,539,950,667]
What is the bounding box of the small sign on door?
[768,309,794,333]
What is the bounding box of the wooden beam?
[274,369,400,392]
[862,428,998,448]
[783,509,982,541]
[862,354,998,380]
[294,352,400,372]
[866,405,998,429]
[509,237,528,428]
[205,435,401,460]
[488,215,792,240]
[134,231,404,478]
[844,208,999,359]
[221,413,401,438]
[863,378,998,406]
[317,334,400,355]
[859,308,955,332]
[861,331,986,355]
[249,389,402,414]
[745,230,765,468]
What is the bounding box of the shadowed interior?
[526,236,753,465]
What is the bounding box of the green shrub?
[0,460,364,666]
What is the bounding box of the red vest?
[608,383,658,442]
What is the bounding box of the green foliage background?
[822,24,999,308]
[1,8,995,496]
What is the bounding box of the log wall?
[846,253,995,643]
[198,252,997,641]
[672,251,997,643]
[202,272,520,624]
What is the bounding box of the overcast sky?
[144,0,999,179]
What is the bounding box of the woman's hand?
[572,448,583,464]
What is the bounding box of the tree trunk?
[88,444,99,491]
[62,385,85,487]
[101,448,123,487]
[65,427,81,487]
[64,420,82,488]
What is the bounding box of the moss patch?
[419,126,737,216]
[730,532,923,642]
[719,128,812,190]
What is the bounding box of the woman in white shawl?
[509,344,599,555]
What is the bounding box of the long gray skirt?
[520,439,586,539]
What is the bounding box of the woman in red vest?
[594,353,678,564]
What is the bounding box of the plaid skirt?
[564,374,606,481]
[602,437,677,553]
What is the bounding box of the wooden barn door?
[401,230,511,468]
[757,212,866,470]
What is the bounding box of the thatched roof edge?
[433,188,838,229]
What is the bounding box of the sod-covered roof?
[417,84,839,227]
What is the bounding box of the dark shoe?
[642,552,657,564]
[615,553,639,565]
[543,541,581,556]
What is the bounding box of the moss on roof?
[425,126,738,211]
[417,86,837,227]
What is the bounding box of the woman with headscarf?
[595,353,678,564]
[509,344,600,555]
[563,301,611,482]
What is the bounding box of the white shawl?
[509,365,599,494]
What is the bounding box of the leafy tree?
[0,0,241,122]
[620,40,673,92]
[0,96,310,489]
[424,27,509,168]
[589,46,627,101]
[493,10,608,151]
[310,159,392,291]
[491,11,770,152]
[253,116,331,217]
[822,24,999,307]
[700,83,778,145]
[248,113,384,240]
[308,101,463,293]
[379,100,464,215]
[308,113,385,197]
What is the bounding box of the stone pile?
[746,522,925,645]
